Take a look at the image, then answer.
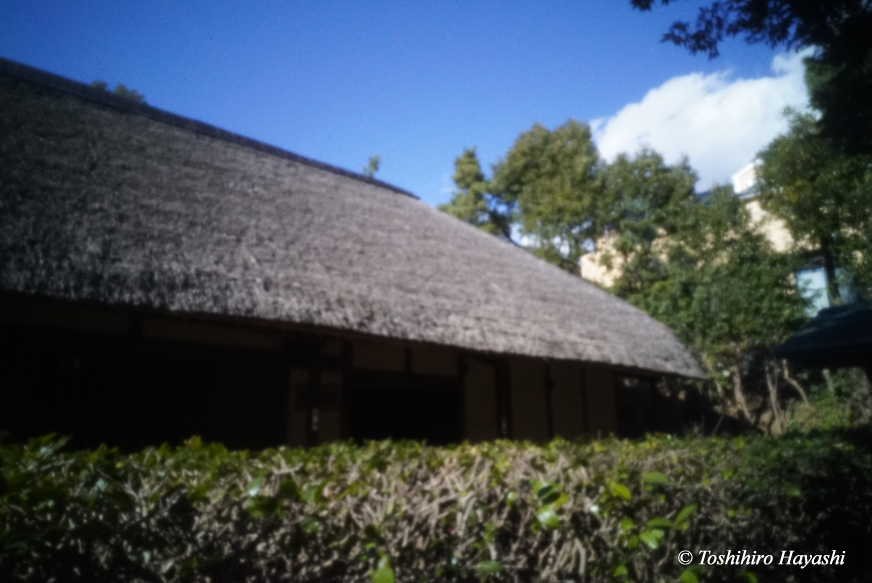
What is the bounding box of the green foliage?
[599,150,698,297]
[598,150,697,237]
[490,120,602,272]
[363,154,381,178]
[756,110,872,297]
[441,121,605,272]
[804,47,872,155]
[90,79,146,104]
[612,186,807,420]
[438,147,513,239]
[2,434,871,582]
[440,127,696,277]
[787,368,872,431]
[788,394,854,432]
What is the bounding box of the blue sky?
[0,1,809,205]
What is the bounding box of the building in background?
[581,161,857,317]
[732,162,859,316]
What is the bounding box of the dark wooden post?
[495,359,512,439]
[304,338,322,448]
[579,365,590,435]
[544,362,555,440]
[339,340,353,440]
[119,313,144,449]
[458,355,468,442]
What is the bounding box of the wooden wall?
[1,293,622,449]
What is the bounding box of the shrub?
[1,433,870,582]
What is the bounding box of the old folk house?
[0,59,704,451]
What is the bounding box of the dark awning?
[775,302,872,369]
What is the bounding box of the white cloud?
[592,50,811,190]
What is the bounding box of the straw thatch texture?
[0,59,703,378]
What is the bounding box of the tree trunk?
[765,360,784,435]
[821,236,842,306]
[782,360,810,404]
[731,365,754,426]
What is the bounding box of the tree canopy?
[756,110,872,301]
[440,121,696,274]
[491,120,602,271]
[631,0,872,152]
[597,149,697,298]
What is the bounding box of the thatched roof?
[0,58,703,378]
[775,302,872,369]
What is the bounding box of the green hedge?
[1,433,870,582]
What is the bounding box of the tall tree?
[631,0,872,152]
[440,128,699,276]
[755,110,872,301]
[596,149,698,297]
[438,148,513,240]
[490,120,602,272]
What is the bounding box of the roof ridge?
[0,56,417,199]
